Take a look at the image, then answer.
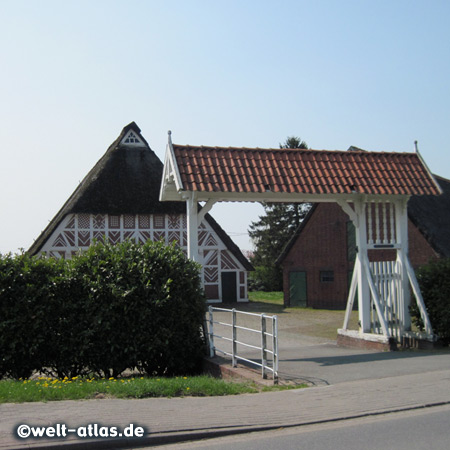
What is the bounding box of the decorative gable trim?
[121,129,145,147]
[160,131,184,201]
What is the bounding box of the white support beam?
[343,262,358,330]
[403,254,434,336]
[361,255,390,337]
[186,194,200,263]
[336,199,358,225]
[353,199,371,332]
[198,199,217,223]
[395,198,411,330]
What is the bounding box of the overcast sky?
[1,0,449,254]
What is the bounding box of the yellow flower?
[183,377,187,379]
[186,387,190,390]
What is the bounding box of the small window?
[121,130,143,145]
[124,131,141,144]
[320,270,334,283]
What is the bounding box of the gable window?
[320,270,334,283]
[124,131,141,144]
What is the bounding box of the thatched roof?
[29,122,253,270]
[408,175,450,258]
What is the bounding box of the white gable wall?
[39,213,248,302]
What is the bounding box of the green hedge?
[0,240,206,379]
[411,258,450,345]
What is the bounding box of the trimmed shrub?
[0,240,206,379]
[411,258,450,345]
[68,240,206,377]
[0,253,64,379]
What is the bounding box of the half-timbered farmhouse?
[29,122,252,303]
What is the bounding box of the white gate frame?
[339,197,434,342]
[160,136,441,345]
[207,306,279,382]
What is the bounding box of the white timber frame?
[160,133,439,343]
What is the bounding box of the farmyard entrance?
[160,133,442,346]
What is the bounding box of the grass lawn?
[0,375,298,404]
[247,291,359,341]
[248,291,284,305]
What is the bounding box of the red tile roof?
[172,145,441,196]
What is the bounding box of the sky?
[1,0,449,254]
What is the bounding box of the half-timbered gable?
[29,122,252,303]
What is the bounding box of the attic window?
[122,130,142,145]
[320,270,334,283]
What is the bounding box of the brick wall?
[281,203,439,310]
[282,203,350,309]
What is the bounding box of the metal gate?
[207,306,279,382]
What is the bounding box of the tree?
[248,137,312,291]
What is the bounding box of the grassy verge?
[0,375,299,404]
[247,291,359,340]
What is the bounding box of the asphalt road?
[156,403,450,450]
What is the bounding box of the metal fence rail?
[207,306,278,382]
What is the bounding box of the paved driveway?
[207,305,450,386]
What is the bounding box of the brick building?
[278,175,450,309]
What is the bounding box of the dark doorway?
[221,272,237,302]
[289,271,307,307]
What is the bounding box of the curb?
[9,400,450,450]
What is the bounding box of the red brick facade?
[280,203,439,309]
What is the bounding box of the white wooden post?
[395,198,411,331]
[354,199,371,332]
[186,194,199,263]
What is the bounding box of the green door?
[289,271,307,307]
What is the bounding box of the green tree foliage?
[248,136,311,291]
[0,240,206,379]
[410,258,450,345]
